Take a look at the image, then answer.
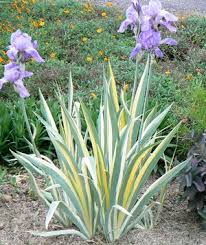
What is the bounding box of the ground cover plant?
[0,0,205,164]
[181,133,206,229]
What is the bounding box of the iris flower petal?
[161,38,177,45]
[14,80,30,98]
[154,47,163,58]
[25,48,44,63]
[130,43,142,58]
[0,78,7,89]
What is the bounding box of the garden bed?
[0,1,206,244]
[0,176,204,245]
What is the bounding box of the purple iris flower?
[0,30,45,98]
[118,0,178,58]
[131,30,177,58]
[7,30,44,63]
[142,0,178,32]
[118,0,142,33]
[0,63,32,98]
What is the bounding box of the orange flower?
[84,3,94,12]
[32,19,45,28]
[123,84,129,92]
[50,52,56,59]
[0,56,4,63]
[104,57,110,62]
[105,2,113,7]
[39,19,45,27]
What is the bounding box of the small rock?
[1,194,12,202]
[0,223,4,230]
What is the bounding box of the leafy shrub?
[13,59,189,241]
[190,87,206,131]
[0,166,7,185]
[181,133,206,228]
[0,99,60,163]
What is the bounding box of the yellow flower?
[82,37,88,43]
[39,19,45,27]
[84,3,94,12]
[123,84,129,92]
[17,7,22,14]
[86,56,93,63]
[90,92,97,99]
[104,57,109,62]
[26,8,31,13]
[32,19,45,28]
[186,74,193,81]
[63,9,70,14]
[50,52,56,59]
[98,50,104,56]
[0,56,4,63]
[101,12,107,17]
[165,69,171,75]
[2,51,6,55]
[96,28,103,33]
[105,2,113,7]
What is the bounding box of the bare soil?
[0,175,206,245]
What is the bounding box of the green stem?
[131,20,141,105]
[131,57,139,105]
[20,98,40,157]
[138,53,153,142]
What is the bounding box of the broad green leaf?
[120,158,190,237]
[31,229,87,240]
[45,201,60,229]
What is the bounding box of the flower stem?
[138,53,153,142]
[20,98,40,157]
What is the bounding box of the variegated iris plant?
[13,56,189,241]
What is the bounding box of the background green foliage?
[0,0,206,164]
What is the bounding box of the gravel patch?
[0,177,206,244]
[80,0,206,15]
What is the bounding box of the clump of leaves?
[181,133,206,229]
[190,88,206,131]
[0,167,7,185]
